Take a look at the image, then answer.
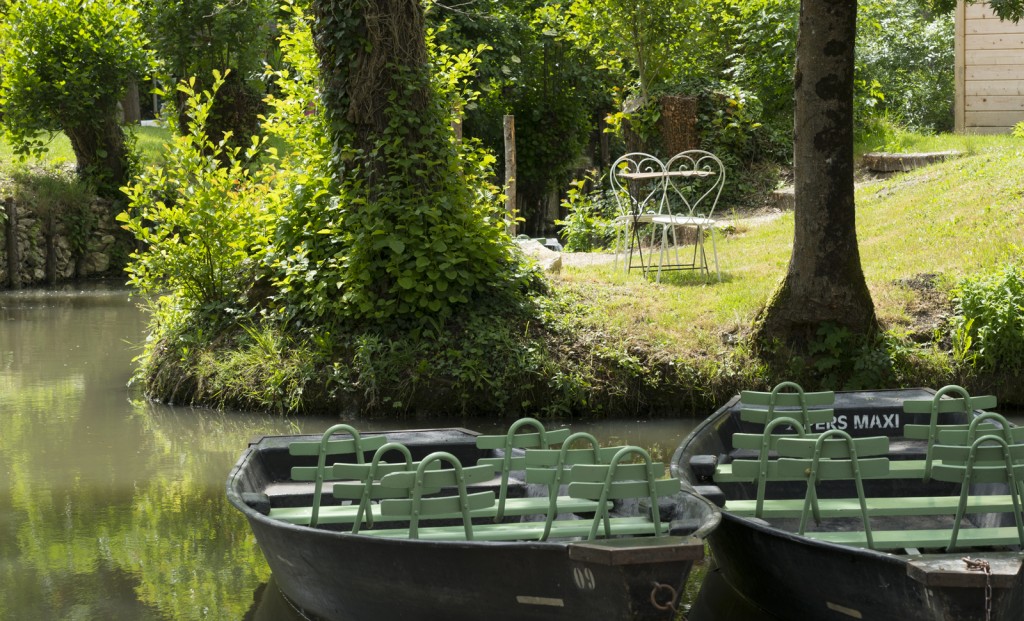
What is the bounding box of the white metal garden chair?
[609,152,669,277]
[649,150,724,282]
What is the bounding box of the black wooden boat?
[673,384,1024,621]
[228,420,720,621]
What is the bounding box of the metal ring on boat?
[649,582,678,614]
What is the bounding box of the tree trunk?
[66,115,129,201]
[753,0,877,345]
[122,81,141,124]
[312,0,431,190]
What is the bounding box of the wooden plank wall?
[957,1,1024,133]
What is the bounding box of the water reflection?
[0,285,701,620]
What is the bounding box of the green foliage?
[976,0,1024,22]
[301,0,536,329]
[568,0,697,100]
[0,0,150,197]
[951,264,1024,374]
[555,171,618,252]
[120,73,278,311]
[436,1,611,230]
[699,83,766,164]
[857,2,955,132]
[9,166,94,258]
[778,323,897,391]
[725,0,797,127]
[142,0,274,146]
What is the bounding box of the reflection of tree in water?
[1,375,158,619]
[105,400,279,620]
[0,374,275,620]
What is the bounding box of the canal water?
[0,284,700,620]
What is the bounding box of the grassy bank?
[0,125,171,167]
[5,128,1022,416]
[548,134,1024,408]
[560,136,1023,349]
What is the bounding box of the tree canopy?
[0,0,150,198]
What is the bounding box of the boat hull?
[230,429,719,621]
[245,513,693,621]
[705,513,1023,621]
[674,388,1024,621]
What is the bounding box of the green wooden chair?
[377,451,496,540]
[475,418,571,521]
[272,424,388,527]
[562,445,680,541]
[738,381,836,430]
[523,431,626,539]
[713,381,834,489]
[931,413,1024,551]
[728,416,812,517]
[771,430,890,547]
[331,442,441,533]
[903,385,998,482]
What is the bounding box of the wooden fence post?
[452,104,463,142]
[4,198,21,289]
[503,115,517,237]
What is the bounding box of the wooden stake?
[503,114,517,236]
[5,198,21,289]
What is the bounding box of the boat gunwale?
[669,385,1019,561]
[230,428,721,550]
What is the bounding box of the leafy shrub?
[857,2,955,132]
[725,0,798,134]
[119,73,278,312]
[144,0,274,147]
[556,172,619,252]
[300,2,538,330]
[951,264,1024,374]
[0,0,150,198]
[440,3,611,234]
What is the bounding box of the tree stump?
[861,151,962,173]
[658,95,698,156]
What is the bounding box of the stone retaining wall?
[1,197,123,289]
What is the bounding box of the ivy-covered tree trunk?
[753,0,877,347]
[313,0,431,181]
[309,0,522,325]
[65,114,131,200]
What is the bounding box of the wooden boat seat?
[714,458,931,483]
[710,382,835,488]
[269,441,442,528]
[725,492,1023,519]
[740,413,1024,552]
[358,516,672,542]
[805,526,1024,550]
[902,385,998,482]
[474,418,573,522]
[268,421,614,529]
[712,386,1003,486]
[361,446,681,542]
[267,424,388,527]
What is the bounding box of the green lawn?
[0,124,171,167]
[554,134,1024,355]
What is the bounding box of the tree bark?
[122,80,141,124]
[753,0,877,346]
[66,115,130,201]
[312,0,432,189]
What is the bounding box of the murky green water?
[0,285,699,620]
